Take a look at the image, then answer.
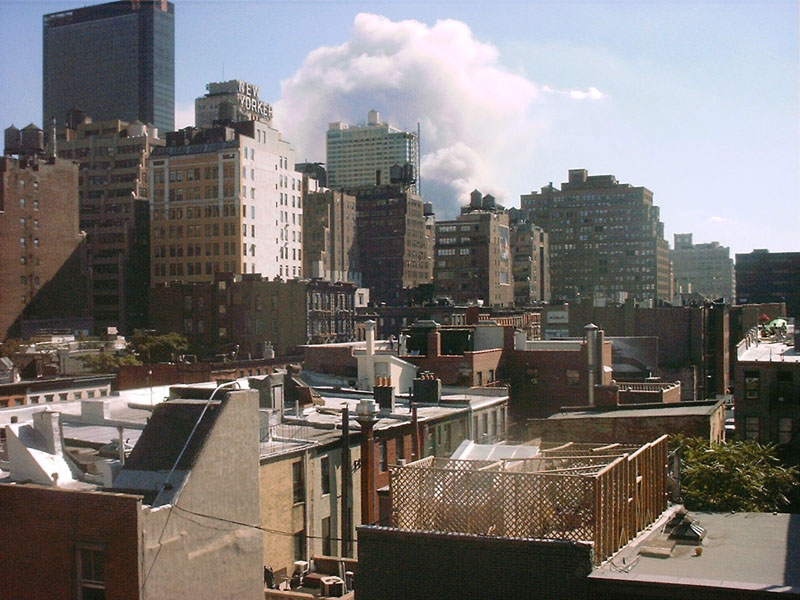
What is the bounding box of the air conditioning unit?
[320,575,345,597]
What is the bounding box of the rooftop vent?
[666,510,706,543]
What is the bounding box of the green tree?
[676,436,799,512]
[128,330,188,364]
[81,351,142,373]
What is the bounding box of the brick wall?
[356,526,592,600]
[525,402,725,445]
[0,484,141,599]
[404,349,504,387]
[303,344,358,378]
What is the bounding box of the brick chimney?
[413,372,442,404]
[374,377,396,413]
[427,330,441,358]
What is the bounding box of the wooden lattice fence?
[389,436,669,565]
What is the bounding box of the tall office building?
[326,110,419,193]
[736,250,800,318]
[671,233,735,303]
[2,125,88,340]
[521,169,671,304]
[43,1,175,133]
[56,114,163,333]
[434,190,513,307]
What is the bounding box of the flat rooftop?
[590,511,800,594]
[551,400,724,420]
[739,340,800,364]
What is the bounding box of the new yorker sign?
[204,79,273,124]
[236,81,272,122]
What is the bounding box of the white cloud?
[708,216,735,225]
[273,13,603,217]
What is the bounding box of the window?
[76,544,105,600]
[778,418,793,444]
[745,417,760,440]
[379,441,388,472]
[294,530,306,561]
[321,456,331,495]
[397,437,405,462]
[293,461,305,503]
[322,517,333,556]
[744,370,760,399]
[566,370,580,386]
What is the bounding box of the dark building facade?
[43,1,175,133]
[1,125,88,341]
[521,169,671,304]
[352,185,429,304]
[56,117,163,334]
[735,250,800,319]
[150,275,356,358]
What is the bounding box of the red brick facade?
[0,484,142,599]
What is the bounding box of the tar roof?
[590,511,800,593]
[549,400,724,420]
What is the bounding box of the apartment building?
[1,125,87,340]
[434,190,513,307]
[521,169,671,304]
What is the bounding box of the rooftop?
[590,511,800,594]
[739,340,800,364]
[550,400,725,420]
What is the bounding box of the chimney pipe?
[584,323,599,407]
[341,406,353,556]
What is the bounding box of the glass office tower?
[43,1,174,133]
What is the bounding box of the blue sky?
[1,0,797,256]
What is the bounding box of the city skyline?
[1,0,797,257]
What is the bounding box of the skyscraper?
[326,110,419,193]
[521,169,671,304]
[43,1,175,133]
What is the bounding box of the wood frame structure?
[389,436,669,565]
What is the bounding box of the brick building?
[1,125,88,341]
[56,115,163,333]
[525,398,726,446]
[566,298,729,401]
[303,185,360,284]
[1,389,264,599]
[352,185,429,304]
[507,325,614,419]
[736,249,800,319]
[521,169,671,304]
[434,190,513,307]
[734,328,799,446]
[150,274,356,357]
[511,218,550,305]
